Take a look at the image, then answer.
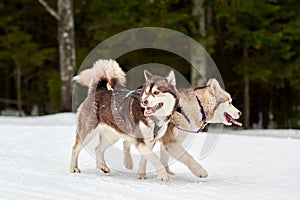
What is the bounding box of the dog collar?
[170,115,203,133]
[170,97,208,134]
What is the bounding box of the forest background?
[0,0,299,129]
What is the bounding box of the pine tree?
[207,0,300,128]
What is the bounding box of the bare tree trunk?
[38,0,75,112]
[243,48,250,129]
[191,0,208,87]
[57,0,75,111]
[16,65,22,116]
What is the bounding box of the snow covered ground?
[0,113,299,200]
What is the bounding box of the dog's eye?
[153,91,159,95]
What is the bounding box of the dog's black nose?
[142,100,148,106]
[238,111,242,116]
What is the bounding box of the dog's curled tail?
[73,59,126,92]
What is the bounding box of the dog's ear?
[144,70,153,81]
[206,78,213,86]
[208,78,221,93]
[166,70,176,86]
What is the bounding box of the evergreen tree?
[206,0,300,128]
[0,1,56,114]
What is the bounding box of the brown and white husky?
[123,78,242,179]
[70,59,178,181]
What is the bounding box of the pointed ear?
[208,78,221,93]
[206,78,213,86]
[144,70,153,81]
[166,70,176,86]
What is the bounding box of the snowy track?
[0,114,299,200]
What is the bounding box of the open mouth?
[143,102,164,116]
[224,112,242,126]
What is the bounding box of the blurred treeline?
[0,0,299,128]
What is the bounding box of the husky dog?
[70,59,178,181]
[123,78,242,179]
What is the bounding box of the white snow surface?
[0,113,299,200]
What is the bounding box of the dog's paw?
[97,162,111,173]
[124,156,133,170]
[137,173,148,180]
[165,166,175,175]
[192,167,208,178]
[100,166,110,173]
[157,171,169,182]
[70,167,81,173]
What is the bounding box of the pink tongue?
[144,107,153,116]
[231,118,242,126]
[144,110,149,116]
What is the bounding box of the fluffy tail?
[73,59,126,92]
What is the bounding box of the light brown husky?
[123,78,242,179]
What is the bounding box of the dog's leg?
[137,142,158,179]
[136,143,169,182]
[123,140,133,170]
[70,134,83,173]
[160,144,175,175]
[137,156,148,179]
[70,131,95,173]
[70,130,95,173]
[166,141,208,178]
[95,131,120,173]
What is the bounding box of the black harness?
[176,106,190,124]
[114,89,141,111]
[171,96,208,133]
